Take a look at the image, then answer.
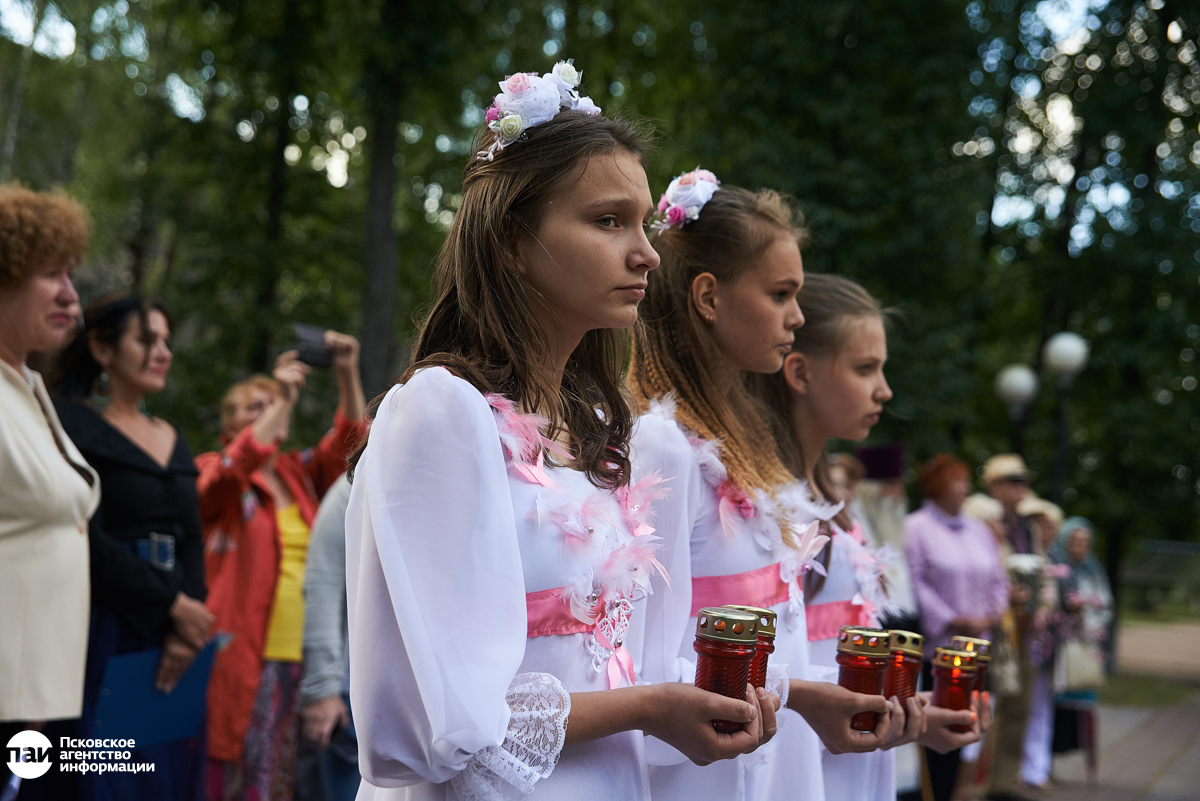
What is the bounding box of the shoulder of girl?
[387,366,493,421]
[633,406,694,458]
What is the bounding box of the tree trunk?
[251,3,300,372]
[1,0,48,180]
[360,108,400,397]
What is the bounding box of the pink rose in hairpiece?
[666,205,687,225]
[485,106,501,123]
[657,194,670,212]
[678,173,697,186]
[503,73,536,95]
[693,169,719,184]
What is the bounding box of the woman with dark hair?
[50,294,211,800]
[345,64,776,801]
[905,454,1009,801]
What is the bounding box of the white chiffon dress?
[805,505,898,801]
[346,367,669,801]
[627,398,838,801]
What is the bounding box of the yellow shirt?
[262,504,311,663]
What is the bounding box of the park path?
[1114,620,1200,680]
[1046,619,1200,801]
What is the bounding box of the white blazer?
[0,360,98,721]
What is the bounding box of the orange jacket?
[196,410,367,763]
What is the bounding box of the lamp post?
[995,364,1039,454]
[1043,332,1090,504]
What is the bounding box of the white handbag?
[1054,639,1105,691]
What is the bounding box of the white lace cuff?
[765,662,790,712]
[450,672,571,801]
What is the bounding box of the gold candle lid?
[724,605,777,638]
[887,630,925,657]
[933,647,978,672]
[696,607,759,644]
[836,626,890,657]
[950,636,992,662]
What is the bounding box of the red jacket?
[196,410,367,763]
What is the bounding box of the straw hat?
[981,453,1033,485]
[1017,495,1064,530]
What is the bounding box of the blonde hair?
[628,186,806,540]
[221,375,280,432]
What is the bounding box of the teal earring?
[92,371,111,408]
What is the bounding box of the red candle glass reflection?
[835,626,891,732]
[931,648,978,732]
[725,605,777,689]
[693,607,759,733]
[882,630,924,704]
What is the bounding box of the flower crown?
[478,60,601,162]
[652,167,721,230]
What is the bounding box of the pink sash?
[525,587,636,689]
[805,598,877,642]
[690,562,789,616]
[525,587,593,638]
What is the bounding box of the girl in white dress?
[625,172,900,801]
[751,273,988,801]
[344,66,777,801]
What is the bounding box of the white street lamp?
[1043,331,1090,388]
[1043,331,1090,504]
[995,364,1040,421]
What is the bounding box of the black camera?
[292,323,332,369]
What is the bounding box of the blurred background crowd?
[2,0,1199,800]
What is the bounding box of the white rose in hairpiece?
[553,60,581,87]
[495,113,525,142]
[495,73,561,128]
[545,60,583,106]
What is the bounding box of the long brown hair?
[627,186,806,532]
[350,110,651,490]
[749,273,891,596]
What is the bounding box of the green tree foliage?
[2,0,1197,590]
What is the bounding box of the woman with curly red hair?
[0,185,98,787]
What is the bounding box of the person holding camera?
[198,332,366,801]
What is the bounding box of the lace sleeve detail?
[765,661,790,712]
[450,672,571,801]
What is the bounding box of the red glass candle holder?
[693,607,759,732]
[931,648,978,732]
[950,635,991,695]
[836,626,890,732]
[724,605,777,689]
[882,630,924,704]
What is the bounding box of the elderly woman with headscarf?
[1021,517,1112,789]
[1050,518,1113,654]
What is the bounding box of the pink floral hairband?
[478,60,602,162]
[653,167,721,230]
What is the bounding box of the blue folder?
[92,642,217,748]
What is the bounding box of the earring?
[92,372,111,408]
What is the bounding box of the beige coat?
[0,361,98,721]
